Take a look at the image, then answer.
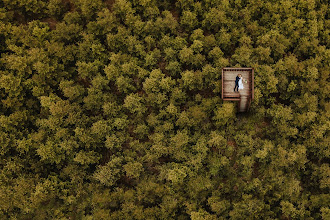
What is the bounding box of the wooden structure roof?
[222,67,254,112]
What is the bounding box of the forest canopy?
[0,0,329,219]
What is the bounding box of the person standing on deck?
[234,74,241,92]
[238,74,244,90]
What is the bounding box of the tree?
[161,163,190,185]
[74,0,103,21]
[179,46,194,65]
[213,102,235,127]
[202,8,227,32]
[123,93,147,117]
[93,156,123,187]
[2,0,47,16]
[161,10,179,34]
[232,45,253,66]
[190,209,217,220]
[123,161,144,179]
[180,10,198,30]
[47,0,67,18]
[229,194,265,219]
[207,196,230,216]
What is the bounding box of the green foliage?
[213,102,235,127]
[123,161,144,178]
[3,0,48,15]
[94,156,123,187]
[123,93,147,116]
[180,10,198,30]
[0,0,328,219]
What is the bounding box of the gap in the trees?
[222,67,254,112]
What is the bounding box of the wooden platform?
[222,67,254,112]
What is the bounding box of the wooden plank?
[222,69,224,99]
[223,94,240,97]
[223,81,234,93]
[239,97,249,112]
[223,69,252,72]
[223,80,251,85]
[223,78,251,82]
[223,79,251,85]
[223,81,251,96]
[223,80,251,84]
[223,72,251,81]
[223,92,240,97]
[223,98,240,101]
[223,68,253,71]
[224,91,250,97]
[225,70,251,73]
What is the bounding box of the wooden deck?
[222,68,254,112]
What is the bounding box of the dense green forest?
[0,0,329,219]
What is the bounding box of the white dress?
[238,77,244,90]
